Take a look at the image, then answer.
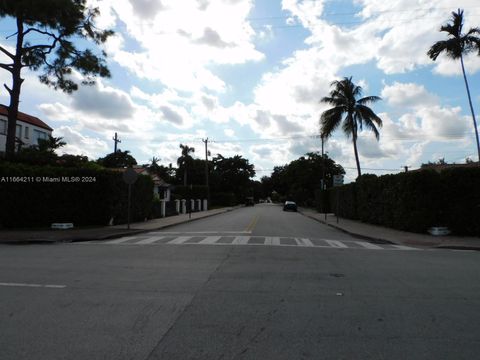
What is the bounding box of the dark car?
[245,197,255,206]
[283,201,297,212]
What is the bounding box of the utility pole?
[321,135,325,190]
[202,138,210,204]
[113,132,121,153]
[321,135,327,222]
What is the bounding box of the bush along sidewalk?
[0,162,153,228]
[323,167,480,236]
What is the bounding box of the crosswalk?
[81,233,419,251]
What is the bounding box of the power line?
[250,13,480,30]
[247,5,480,22]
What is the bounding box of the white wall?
[0,114,52,152]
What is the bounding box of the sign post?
[333,175,344,224]
[122,168,138,230]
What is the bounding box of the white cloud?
[224,128,235,137]
[96,0,264,93]
[417,105,470,139]
[53,126,109,159]
[70,82,135,119]
[381,82,437,108]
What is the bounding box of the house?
[111,165,173,200]
[132,166,172,200]
[0,104,53,153]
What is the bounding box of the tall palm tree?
[320,77,382,178]
[177,144,195,186]
[427,9,480,161]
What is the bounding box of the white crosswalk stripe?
[135,236,165,245]
[104,236,138,244]
[81,234,421,251]
[325,240,348,248]
[295,238,314,247]
[199,236,222,244]
[355,241,383,250]
[232,236,249,245]
[264,237,281,246]
[167,236,192,244]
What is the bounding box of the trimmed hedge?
[210,192,237,207]
[171,185,208,200]
[0,162,153,228]
[326,167,480,236]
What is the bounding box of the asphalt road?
[1,203,479,360]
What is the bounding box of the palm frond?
[320,107,343,139]
[428,38,462,60]
[356,105,382,140]
[465,27,480,36]
[341,114,355,139]
[357,95,381,105]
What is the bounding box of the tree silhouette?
[427,9,480,161]
[177,144,195,186]
[0,0,113,159]
[320,77,382,178]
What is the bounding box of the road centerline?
[0,282,66,289]
[245,214,260,233]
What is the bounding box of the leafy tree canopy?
[0,0,113,157]
[210,154,255,197]
[264,152,345,205]
[97,150,137,168]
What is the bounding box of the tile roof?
[0,105,53,131]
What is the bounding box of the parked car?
[283,201,297,212]
[245,197,255,206]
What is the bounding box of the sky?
[1,0,480,182]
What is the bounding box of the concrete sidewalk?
[0,207,240,244]
[299,208,480,250]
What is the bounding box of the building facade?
[0,105,53,153]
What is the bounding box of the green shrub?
[328,183,357,219]
[441,167,480,235]
[171,185,208,200]
[210,192,237,206]
[0,162,153,228]
[314,189,329,213]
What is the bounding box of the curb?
[0,206,243,245]
[298,210,395,245]
[75,206,243,242]
[299,209,480,251]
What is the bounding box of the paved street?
[1,203,479,359]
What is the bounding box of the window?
[24,126,29,139]
[16,124,21,138]
[0,119,6,135]
[34,129,48,144]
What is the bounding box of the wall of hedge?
[171,185,208,200]
[0,162,153,228]
[210,192,237,207]
[326,167,480,236]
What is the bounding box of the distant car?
[283,201,297,212]
[245,197,255,206]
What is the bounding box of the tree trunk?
[5,16,25,160]
[460,55,480,161]
[352,124,362,178]
[183,168,187,186]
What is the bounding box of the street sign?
[122,168,138,184]
[333,174,344,187]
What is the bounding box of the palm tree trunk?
[352,128,362,178]
[460,55,480,161]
